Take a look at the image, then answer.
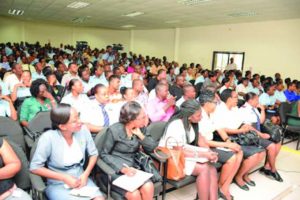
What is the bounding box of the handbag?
[134,151,162,183]
[231,130,260,146]
[156,137,185,181]
[261,119,282,143]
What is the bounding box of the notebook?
[112,169,153,192]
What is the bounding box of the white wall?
[0,16,130,51]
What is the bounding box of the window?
[211,51,245,72]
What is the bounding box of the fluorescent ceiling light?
[121,25,136,28]
[178,0,211,6]
[165,20,181,24]
[123,11,144,17]
[8,9,24,16]
[228,11,258,17]
[67,2,90,9]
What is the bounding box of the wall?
[177,19,300,80]
[0,16,130,51]
[0,16,299,79]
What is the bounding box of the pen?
[123,163,130,168]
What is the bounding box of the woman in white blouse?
[159,100,218,200]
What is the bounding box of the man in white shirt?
[102,45,115,65]
[225,58,237,71]
[78,65,93,94]
[247,79,262,96]
[176,84,196,107]
[89,65,106,88]
[31,62,46,81]
[61,62,80,87]
[4,63,23,92]
[132,79,148,107]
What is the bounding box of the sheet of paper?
[112,169,153,192]
[69,186,99,197]
[216,147,232,152]
[184,144,209,152]
[184,144,209,163]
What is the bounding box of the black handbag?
[231,130,260,146]
[134,151,162,183]
[261,119,282,143]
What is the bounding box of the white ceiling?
[1,0,300,29]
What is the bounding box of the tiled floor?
[166,141,300,200]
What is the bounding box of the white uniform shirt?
[238,102,261,125]
[212,102,243,130]
[176,96,185,108]
[198,108,215,141]
[236,84,248,100]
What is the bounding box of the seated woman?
[214,89,266,191]
[198,90,243,200]
[0,88,17,120]
[11,70,32,107]
[0,138,32,200]
[20,78,56,127]
[100,101,156,200]
[159,99,218,200]
[287,101,300,126]
[240,92,283,182]
[30,104,104,200]
[46,72,65,103]
[106,87,136,125]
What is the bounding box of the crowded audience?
[0,41,299,200]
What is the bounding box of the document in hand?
[69,186,99,197]
[184,144,209,163]
[112,169,153,192]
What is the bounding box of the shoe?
[218,189,227,200]
[271,171,283,182]
[244,179,256,187]
[259,167,271,176]
[234,180,249,191]
[218,189,232,200]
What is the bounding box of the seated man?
[4,63,23,92]
[274,80,287,103]
[132,79,148,107]
[146,82,175,122]
[169,75,184,101]
[31,62,46,81]
[284,82,300,102]
[78,65,93,94]
[107,75,122,103]
[60,62,80,87]
[176,84,196,107]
